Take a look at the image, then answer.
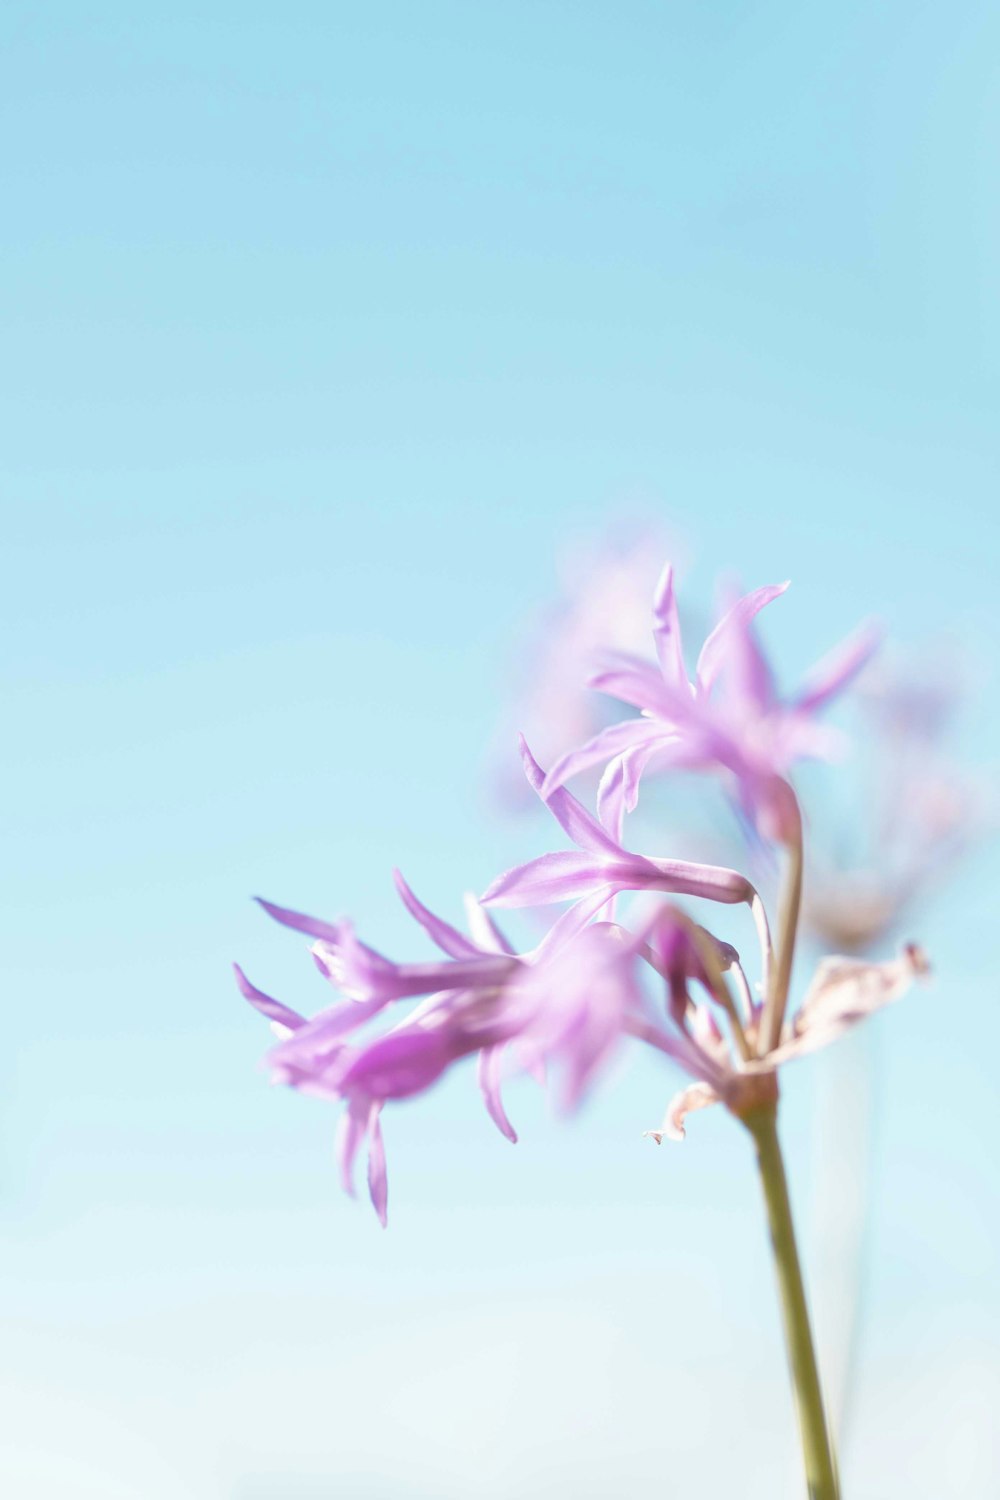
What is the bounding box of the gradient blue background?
[3,3,998,1495]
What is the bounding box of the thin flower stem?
[728,957,755,1022]
[750,889,774,1002]
[759,799,803,1055]
[744,1104,840,1500]
[687,924,752,1062]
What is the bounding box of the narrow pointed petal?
[652,563,688,686]
[541,718,666,796]
[313,922,515,1002]
[597,756,627,844]
[233,963,307,1033]
[335,1095,371,1198]
[393,869,480,959]
[795,619,882,713]
[518,735,623,855]
[463,893,517,955]
[482,850,621,908]
[696,581,790,693]
[255,896,344,944]
[590,656,676,715]
[477,1046,518,1143]
[645,856,754,905]
[530,885,622,959]
[366,1105,388,1227]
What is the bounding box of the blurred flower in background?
[488,517,684,808]
[802,647,992,956]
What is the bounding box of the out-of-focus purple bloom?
[542,564,879,843]
[237,873,615,1224]
[490,521,679,810]
[803,648,991,952]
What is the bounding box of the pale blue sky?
[3,3,999,1496]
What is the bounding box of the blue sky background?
[2,3,999,1495]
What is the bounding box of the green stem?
[745,1104,840,1500]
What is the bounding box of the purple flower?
[541,564,880,843]
[483,736,763,916]
[488,520,677,811]
[236,873,614,1224]
[236,547,931,1235]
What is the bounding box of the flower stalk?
[760,792,804,1055]
[744,1103,840,1500]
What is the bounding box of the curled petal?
[477,1046,518,1143]
[367,1105,388,1227]
[233,963,307,1034]
[695,581,790,694]
[773,943,930,1062]
[335,1094,372,1198]
[255,896,344,944]
[530,885,622,960]
[541,718,666,797]
[795,619,882,713]
[518,735,625,856]
[463,893,517,955]
[644,1081,721,1143]
[393,869,480,959]
[596,757,627,842]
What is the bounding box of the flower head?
[237,874,622,1224]
[236,549,929,1226]
[541,564,880,843]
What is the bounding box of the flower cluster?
[237,564,927,1223]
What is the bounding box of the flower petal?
[393,869,480,959]
[795,619,882,713]
[482,850,620,908]
[651,563,688,687]
[477,1046,518,1143]
[335,1094,371,1198]
[463,893,518,955]
[366,1105,388,1227]
[233,963,307,1033]
[255,896,344,944]
[645,1081,720,1143]
[530,885,622,959]
[337,1026,466,1100]
[596,757,627,841]
[541,718,666,797]
[313,922,515,1002]
[590,655,676,715]
[518,735,624,856]
[774,943,930,1062]
[695,581,790,694]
